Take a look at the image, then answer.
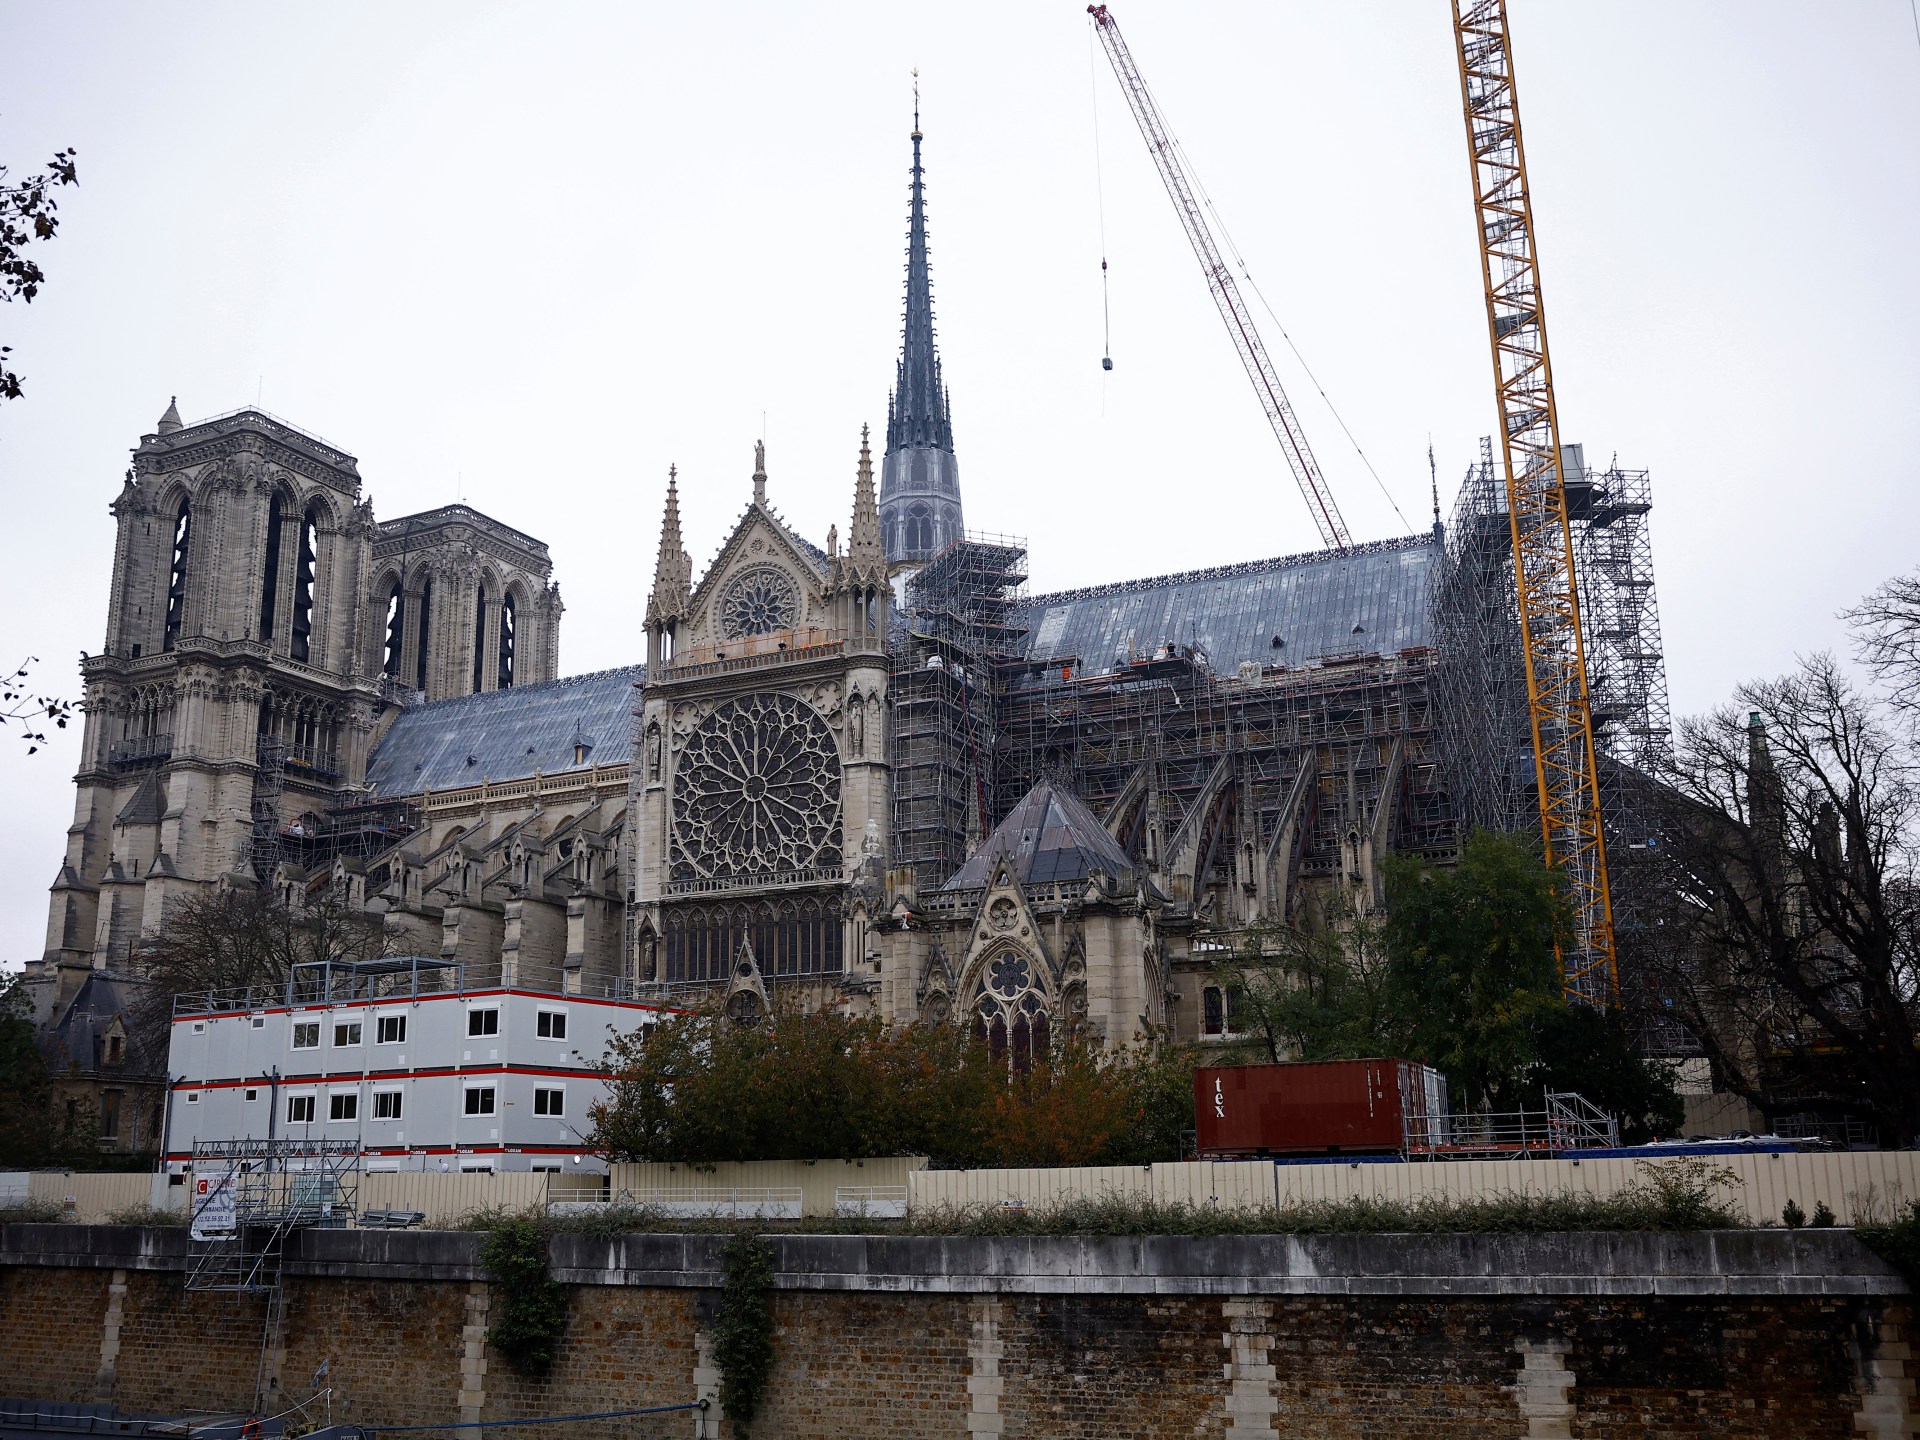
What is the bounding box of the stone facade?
[0,1226,1912,1438]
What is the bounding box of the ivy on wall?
[479,1219,570,1378]
[713,1233,776,1435]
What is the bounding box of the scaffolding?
[185,1137,360,1293]
[890,536,1029,892]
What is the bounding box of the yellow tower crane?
[1450,0,1616,1004]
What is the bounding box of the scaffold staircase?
[185,1139,360,1294]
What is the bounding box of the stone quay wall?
[1,1224,1914,1439]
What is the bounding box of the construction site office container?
[1194,1059,1449,1157]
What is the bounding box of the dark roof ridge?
[1024,533,1429,610]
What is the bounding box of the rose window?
[719,566,799,638]
[988,951,1032,1000]
[671,692,842,882]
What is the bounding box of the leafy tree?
[0,972,100,1167]
[1381,829,1569,1110]
[1,147,79,401]
[1218,895,1398,1063]
[588,1004,1196,1168]
[1523,1002,1683,1144]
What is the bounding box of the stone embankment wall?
[1,1225,1914,1439]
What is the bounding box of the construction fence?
[6,1151,1916,1229]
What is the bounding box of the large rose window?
[719,566,799,638]
[671,692,841,883]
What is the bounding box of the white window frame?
[375,1013,407,1045]
[244,1087,258,1102]
[458,1159,496,1174]
[333,1019,363,1048]
[291,1019,322,1050]
[371,1088,404,1121]
[535,1008,568,1041]
[533,1085,565,1118]
[467,1006,501,1038]
[184,1091,201,1105]
[250,1015,266,1029]
[286,1092,317,1125]
[190,1021,207,1034]
[463,1084,497,1117]
[328,1089,359,1123]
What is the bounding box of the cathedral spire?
[645,466,692,629]
[879,97,965,568]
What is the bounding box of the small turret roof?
[156,396,183,434]
[943,778,1137,892]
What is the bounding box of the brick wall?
[2,1226,1913,1439]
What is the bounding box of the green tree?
[1,147,79,401]
[1382,829,1568,1110]
[1220,896,1398,1063]
[0,973,100,1167]
[1524,1002,1684,1144]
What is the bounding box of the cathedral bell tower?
[878,104,965,576]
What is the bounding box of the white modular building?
[163,958,669,1174]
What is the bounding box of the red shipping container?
[1193,1059,1448,1157]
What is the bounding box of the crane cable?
[1105,26,1414,535]
[1089,21,1114,374]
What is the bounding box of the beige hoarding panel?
[27,1171,154,1224]
[603,1158,928,1219]
[358,1169,547,1226]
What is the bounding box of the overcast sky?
[2,1,1916,970]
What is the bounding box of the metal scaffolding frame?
[185,1137,360,1294]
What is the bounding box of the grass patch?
[0,1199,67,1224]
[102,1203,187,1227]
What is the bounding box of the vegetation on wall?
[713,1233,776,1436]
[478,1218,570,1379]
[590,1005,1194,1168]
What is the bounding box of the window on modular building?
[334,1020,362,1047]
[164,499,191,651]
[292,1020,321,1049]
[533,1087,564,1117]
[536,1010,567,1040]
[371,1091,403,1120]
[100,1089,122,1139]
[463,1086,496,1116]
[184,1091,201,1105]
[497,591,517,689]
[259,492,283,642]
[244,1088,258,1102]
[329,1092,358,1122]
[290,504,320,663]
[467,1007,500,1038]
[287,1094,316,1124]
[376,1015,406,1045]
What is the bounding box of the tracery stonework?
[669,691,842,885]
[718,566,799,638]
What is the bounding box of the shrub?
[1782,1199,1806,1229]
[713,1233,776,1436]
[478,1219,569,1378]
[1858,1202,1920,1289]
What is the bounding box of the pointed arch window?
[497,591,516,689]
[906,504,934,554]
[258,493,284,641]
[414,579,434,692]
[163,500,192,651]
[473,584,489,694]
[382,583,405,677]
[290,504,320,663]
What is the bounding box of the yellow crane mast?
[1450,0,1617,1004]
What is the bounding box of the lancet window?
[473,584,488,694]
[163,500,191,651]
[661,895,843,983]
[414,579,433,691]
[259,493,284,641]
[498,590,516,688]
[969,947,1052,1073]
[290,504,320,663]
[382,583,404,677]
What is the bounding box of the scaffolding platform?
[185,1138,360,1293]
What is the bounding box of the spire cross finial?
[912,67,920,133]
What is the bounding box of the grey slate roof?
[945,779,1137,892]
[364,664,645,797]
[1016,533,1439,679]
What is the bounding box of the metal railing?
[1405,1091,1619,1160]
[108,733,173,766]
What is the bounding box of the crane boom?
[1087,5,1352,552]
[1450,0,1617,1004]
